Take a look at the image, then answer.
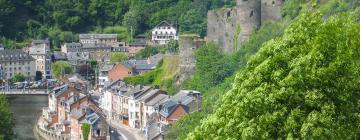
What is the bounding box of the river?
[7,95,48,140]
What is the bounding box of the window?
[135,103,139,107]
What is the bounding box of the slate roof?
[79,34,117,39]
[145,94,169,106]
[52,52,67,60]
[159,100,189,118]
[138,89,161,102]
[171,90,200,106]
[0,49,34,62]
[126,60,155,70]
[122,85,151,98]
[81,112,100,125]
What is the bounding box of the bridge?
[0,89,49,95]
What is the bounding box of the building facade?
[79,34,119,47]
[28,39,52,79]
[151,21,178,45]
[0,49,36,80]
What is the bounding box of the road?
[0,89,48,95]
[108,120,138,140]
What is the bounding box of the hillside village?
[0,20,204,140]
[2,0,360,140]
[0,0,285,140]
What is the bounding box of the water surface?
[8,95,48,140]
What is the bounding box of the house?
[61,43,82,54]
[67,52,89,71]
[79,34,118,48]
[108,62,135,81]
[123,85,152,128]
[81,43,112,62]
[28,39,52,79]
[137,89,168,130]
[0,49,36,80]
[127,60,156,75]
[151,21,178,45]
[98,64,115,87]
[127,42,146,57]
[170,90,202,113]
[158,100,189,125]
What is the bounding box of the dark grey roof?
[171,90,200,106]
[0,49,34,61]
[128,42,146,46]
[159,100,189,118]
[52,84,69,97]
[79,34,117,39]
[122,85,151,98]
[145,94,169,106]
[135,64,155,70]
[159,100,177,117]
[52,52,67,60]
[126,60,155,70]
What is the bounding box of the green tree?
[110,52,128,63]
[134,47,159,59]
[81,123,90,140]
[187,12,360,139]
[52,61,73,78]
[12,73,25,82]
[0,95,14,140]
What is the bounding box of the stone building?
[79,34,120,48]
[151,21,178,45]
[207,0,283,53]
[28,39,52,79]
[0,49,36,80]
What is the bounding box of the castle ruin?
[207,0,283,53]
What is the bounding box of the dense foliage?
[110,52,128,63]
[0,0,235,49]
[187,12,360,139]
[125,55,180,95]
[0,95,14,140]
[166,21,285,140]
[12,73,26,83]
[52,61,73,78]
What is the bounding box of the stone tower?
[236,0,261,45]
[207,8,238,53]
[206,0,283,54]
[178,35,204,83]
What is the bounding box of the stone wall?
[177,35,205,83]
[261,0,283,22]
[207,0,283,53]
